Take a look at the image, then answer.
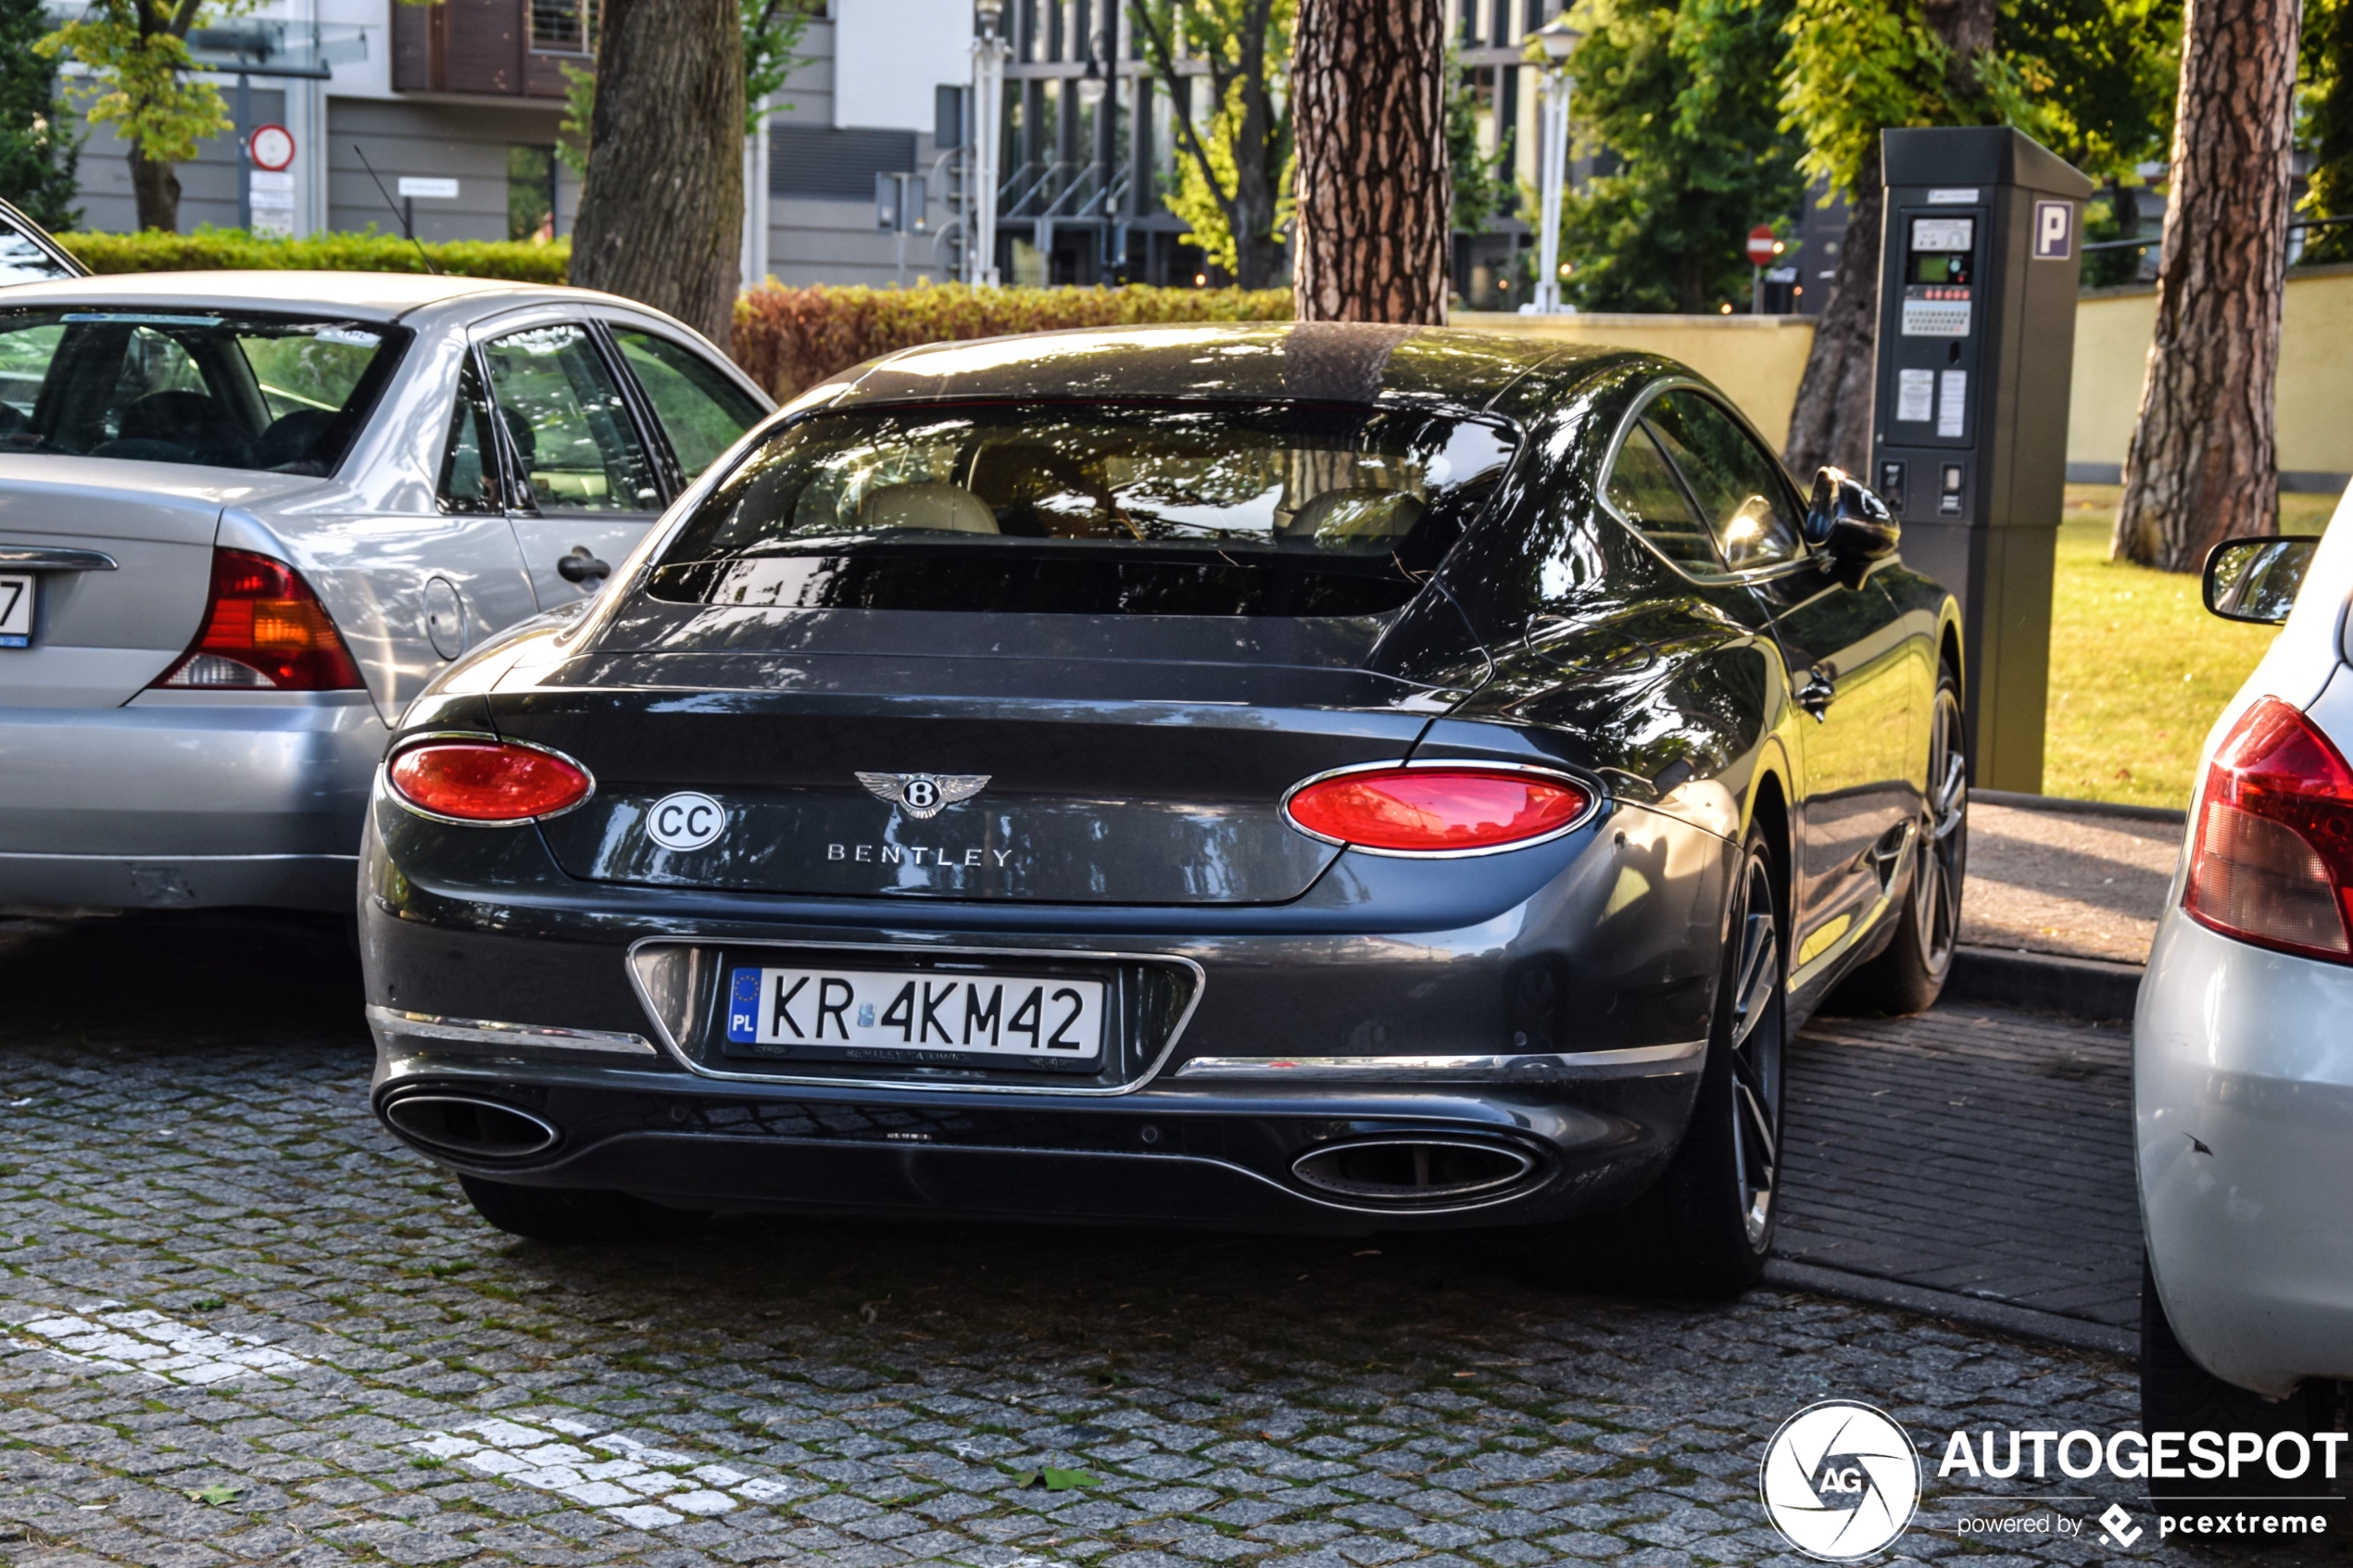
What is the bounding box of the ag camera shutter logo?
[645,792,726,851]
[1759,1400,1921,1560]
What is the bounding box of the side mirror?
[1805,466,1900,571]
[2204,535,2320,625]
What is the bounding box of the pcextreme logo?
[1759,1400,1922,1560]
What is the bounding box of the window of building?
[529,0,597,55]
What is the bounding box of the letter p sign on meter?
[2034,199,2074,259]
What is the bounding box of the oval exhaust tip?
[1291,1138,1536,1205]
[384,1095,559,1160]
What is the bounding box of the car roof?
[830,321,1637,419]
[0,269,594,323]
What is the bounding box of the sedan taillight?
[387,742,594,824]
[154,548,364,691]
[1284,766,1593,854]
[2184,696,2353,960]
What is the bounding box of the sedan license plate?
[0,573,30,647]
[724,965,1106,1064]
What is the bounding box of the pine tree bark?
[567,0,745,349]
[1782,0,1994,476]
[1290,0,1450,323]
[2112,0,2302,570]
[1783,155,1881,478]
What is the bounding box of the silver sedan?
[0,271,771,913]
[2137,508,2353,1510]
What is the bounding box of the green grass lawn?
[2039,484,2338,807]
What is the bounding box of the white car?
[2137,500,2353,1499]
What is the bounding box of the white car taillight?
[2184,696,2353,960]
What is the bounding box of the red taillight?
[2184,696,2353,960]
[1284,766,1592,854]
[387,742,594,824]
[155,548,364,691]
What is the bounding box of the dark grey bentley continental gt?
[362,322,1965,1295]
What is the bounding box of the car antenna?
[353,144,439,276]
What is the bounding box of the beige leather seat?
[853,482,1000,534]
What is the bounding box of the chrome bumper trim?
[366,1006,657,1056]
[1171,1038,1707,1082]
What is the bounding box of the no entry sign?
[1746,225,1777,265]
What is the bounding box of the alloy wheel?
[1725,854,1783,1248]
[1915,685,1969,971]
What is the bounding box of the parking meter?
[1870,127,2091,793]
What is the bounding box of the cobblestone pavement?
[0,914,2337,1568]
[1777,1004,2142,1329]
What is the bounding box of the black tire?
[2141,1261,2334,1519]
[1556,830,1786,1299]
[459,1174,711,1246]
[1836,668,1967,1016]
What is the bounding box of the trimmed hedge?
[56,227,572,283]
[732,282,1294,399]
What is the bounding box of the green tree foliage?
[39,0,249,230]
[0,0,77,229]
[1549,0,1808,313]
[1129,0,1294,287]
[2004,0,2180,284]
[2300,0,2353,265]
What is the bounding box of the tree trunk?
[2112,0,2302,570]
[128,146,180,233]
[1782,152,1881,478]
[567,0,745,349]
[1290,0,1450,323]
[1781,0,1993,477]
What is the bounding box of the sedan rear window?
[0,308,407,476]
[648,402,1516,616]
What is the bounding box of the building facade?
[49,0,1837,312]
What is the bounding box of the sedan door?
[477,320,667,608]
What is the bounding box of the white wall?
[832,0,970,132]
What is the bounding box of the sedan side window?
[610,328,766,479]
[1605,420,1722,576]
[1643,392,1804,572]
[480,324,661,512]
[436,360,501,514]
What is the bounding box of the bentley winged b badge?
[856,771,990,820]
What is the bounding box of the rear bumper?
[360,788,1734,1233]
[2136,910,2353,1394]
[368,1040,1698,1234]
[0,691,384,911]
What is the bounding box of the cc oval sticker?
[646,792,725,851]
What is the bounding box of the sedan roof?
[0,269,583,322]
[833,322,1631,419]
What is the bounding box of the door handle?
[1794,665,1837,721]
[556,546,611,584]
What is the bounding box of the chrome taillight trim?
[381,730,598,828]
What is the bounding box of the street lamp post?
[1529,17,1579,315]
[969,0,1011,287]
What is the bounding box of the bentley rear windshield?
[648,401,1517,616]
[0,307,406,476]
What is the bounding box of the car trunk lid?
[498,610,1460,905]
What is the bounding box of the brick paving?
[1777,1003,2141,1329]
[0,912,2335,1567]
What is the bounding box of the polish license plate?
[0,573,30,647]
[724,965,1106,1063]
